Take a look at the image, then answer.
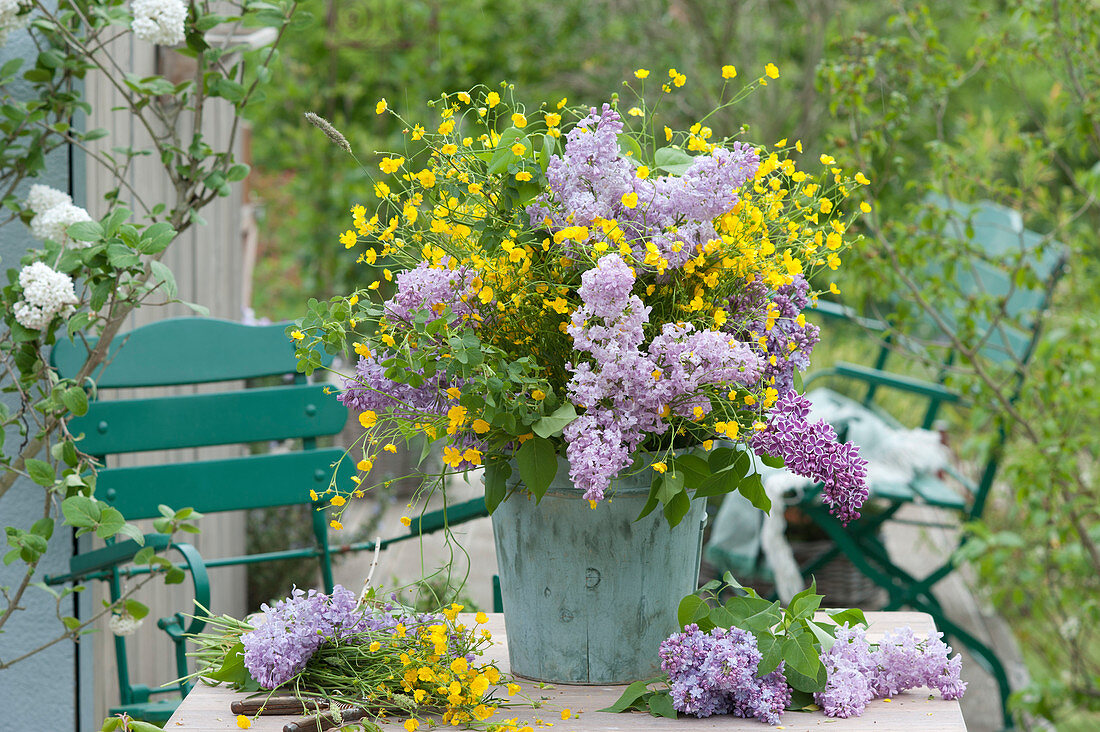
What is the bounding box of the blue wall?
[0,5,92,729]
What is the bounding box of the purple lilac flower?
[529,105,759,271]
[659,624,790,724]
[337,353,451,420]
[750,390,869,524]
[383,258,484,324]
[729,275,820,394]
[815,625,967,718]
[563,255,763,501]
[241,586,443,689]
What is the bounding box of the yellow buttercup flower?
[511,112,528,128]
[634,68,650,78]
[515,171,533,182]
[400,515,411,527]
[236,715,252,729]
[722,64,737,79]
[375,98,388,114]
[764,63,779,79]
[486,91,500,108]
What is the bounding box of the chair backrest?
[918,195,1067,368]
[51,318,349,521]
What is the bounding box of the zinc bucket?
[490,456,707,684]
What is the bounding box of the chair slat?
[72,384,345,455]
[51,318,331,387]
[96,448,353,520]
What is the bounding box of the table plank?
[167,612,966,731]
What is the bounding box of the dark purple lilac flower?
[750,390,868,524]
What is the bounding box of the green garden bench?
[43,317,489,722]
[797,197,1066,730]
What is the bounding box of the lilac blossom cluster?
[816,625,966,718]
[241,586,442,689]
[340,257,482,420]
[528,105,759,270]
[383,258,483,324]
[730,275,820,394]
[659,624,790,723]
[563,255,762,500]
[337,354,450,420]
[750,390,868,523]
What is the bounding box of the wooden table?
[167,612,967,731]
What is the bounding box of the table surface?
[168,611,967,731]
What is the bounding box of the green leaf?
[181,300,211,316]
[781,626,821,678]
[636,476,661,520]
[126,721,165,732]
[784,659,828,694]
[59,385,89,417]
[826,608,868,628]
[62,615,82,631]
[693,467,739,498]
[646,691,677,719]
[95,507,126,539]
[30,518,54,540]
[66,221,103,242]
[677,593,709,630]
[725,595,782,632]
[26,458,55,487]
[164,567,186,584]
[117,523,145,545]
[807,619,837,653]
[138,221,176,254]
[656,469,684,504]
[226,163,251,182]
[100,717,123,732]
[654,146,694,175]
[737,471,771,512]
[61,497,101,528]
[150,260,177,298]
[617,133,644,163]
[106,242,141,268]
[125,599,150,620]
[133,546,156,565]
[759,453,785,469]
[598,678,654,713]
[756,633,784,676]
[787,579,823,620]
[483,459,510,514]
[532,402,578,438]
[516,436,557,502]
[662,488,691,527]
[672,454,709,490]
[488,127,528,174]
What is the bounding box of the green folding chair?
[43,317,490,722]
[797,197,1066,729]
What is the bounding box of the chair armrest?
[809,299,888,331]
[831,362,962,403]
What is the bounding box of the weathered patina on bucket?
[491,455,707,685]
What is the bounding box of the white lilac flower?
[26,184,72,215]
[0,0,32,46]
[131,0,187,46]
[29,201,93,246]
[13,261,78,331]
[108,613,143,636]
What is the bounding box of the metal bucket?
[490,457,707,684]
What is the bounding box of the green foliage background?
[245,0,1099,727]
